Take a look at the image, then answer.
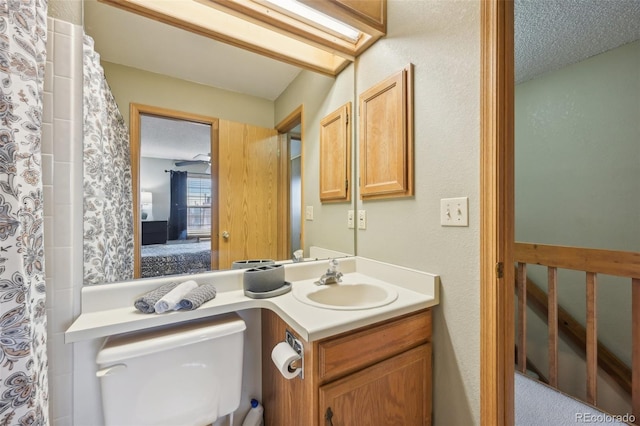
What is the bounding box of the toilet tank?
[96,313,246,426]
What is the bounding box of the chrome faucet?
[292,249,304,263]
[316,259,343,285]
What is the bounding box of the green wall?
[515,40,640,413]
[102,61,274,129]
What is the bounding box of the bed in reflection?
[140,240,211,278]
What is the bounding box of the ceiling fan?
[174,153,211,167]
[175,153,212,174]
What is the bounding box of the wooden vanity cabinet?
[261,309,432,425]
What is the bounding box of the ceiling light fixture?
[264,0,361,42]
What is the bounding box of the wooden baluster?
[586,272,598,405]
[548,266,558,387]
[517,262,527,373]
[632,278,640,424]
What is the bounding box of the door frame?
[480,0,515,425]
[275,105,304,261]
[129,103,220,277]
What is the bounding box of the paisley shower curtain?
[83,35,134,285]
[0,0,49,424]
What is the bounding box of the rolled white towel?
[154,280,198,313]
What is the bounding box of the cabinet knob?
[222,231,230,240]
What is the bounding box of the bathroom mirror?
[82,0,357,284]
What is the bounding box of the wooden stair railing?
[514,345,549,384]
[515,242,640,420]
[515,268,631,393]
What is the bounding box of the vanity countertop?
[65,256,439,343]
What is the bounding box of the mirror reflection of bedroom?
[139,114,214,278]
[136,112,303,279]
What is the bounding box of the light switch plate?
[358,210,366,229]
[305,206,313,220]
[440,197,469,227]
[347,210,354,229]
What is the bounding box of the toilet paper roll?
[271,341,302,379]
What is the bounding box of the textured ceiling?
[515,0,640,83]
[140,115,211,162]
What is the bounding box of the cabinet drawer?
[318,309,431,383]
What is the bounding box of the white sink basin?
[292,280,398,310]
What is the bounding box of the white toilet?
[96,313,246,426]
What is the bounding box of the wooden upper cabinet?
[359,64,414,200]
[336,0,386,31]
[319,102,352,203]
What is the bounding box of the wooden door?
[218,120,279,269]
[319,344,432,426]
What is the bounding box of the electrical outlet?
[305,206,313,220]
[358,210,366,229]
[440,197,469,227]
[347,210,354,229]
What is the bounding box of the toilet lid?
[96,313,245,364]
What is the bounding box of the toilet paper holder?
[285,330,304,379]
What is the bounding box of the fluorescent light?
[265,0,360,42]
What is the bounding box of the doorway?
[289,130,302,254]
[480,1,515,424]
[275,106,304,260]
[130,104,220,277]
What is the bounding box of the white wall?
[140,157,172,221]
[354,2,481,424]
[516,40,640,415]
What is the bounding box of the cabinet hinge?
[345,113,349,125]
[496,262,504,279]
[345,179,349,191]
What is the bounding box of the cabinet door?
[218,120,279,269]
[320,102,352,202]
[359,65,413,200]
[319,344,431,426]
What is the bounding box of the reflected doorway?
[290,129,302,254]
[131,104,219,278]
[276,106,304,260]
